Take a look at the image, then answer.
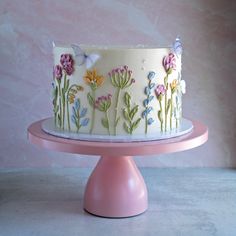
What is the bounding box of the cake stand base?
[83,156,148,218]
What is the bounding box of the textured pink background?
[0,0,235,167]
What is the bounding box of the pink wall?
[0,0,235,167]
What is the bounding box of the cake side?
[52,40,185,136]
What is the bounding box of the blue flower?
[149,83,155,89]
[147,71,155,81]
[147,118,154,125]
[143,99,149,107]
[71,115,76,124]
[148,95,154,102]
[144,87,151,95]
[81,118,89,127]
[80,108,87,118]
[146,107,153,114]
[75,99,80,110]
[72,106,77,117]
[142,110,147,118]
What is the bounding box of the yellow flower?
[67,85,84,104]
[170,79,178,91]
[83,69,105,89]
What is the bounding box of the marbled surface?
[0,0,235,167]
[0,168,236,236]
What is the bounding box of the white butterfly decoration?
[71,44,100,69]
[177,72,186,94]
[172,37,183,57]
[180,80,186,94]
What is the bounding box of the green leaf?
[55,87,58,97]
[131,118,141,132]
[129,105,139,120]
[158,110,163,123]
[167,99,171,113]
[57,114,61,126]
[115,117,120,127]
[123,122,130,134]
[124,92,131,107]
[123,109,130,121]
[101,117,109,128]
[54,105,59,113]
[87,92,95,107]
[110,76,118,87]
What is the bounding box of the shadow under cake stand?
[27,118,208,218]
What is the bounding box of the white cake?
[52,38,186,137]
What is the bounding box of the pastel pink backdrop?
[0,0,235,167]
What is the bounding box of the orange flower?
[83,69,105,89]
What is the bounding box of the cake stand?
[27,118,208,218]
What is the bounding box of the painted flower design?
[71,98,89,132]
[94,94,112,135]
[155,84,166,98]
[163,53,176,73]
[155,84,166,132]
[84,69,106,134]
[142,71,156,134]
[170,79,178,92]
[108,65,135,89]
[95,94,112,112]
[84,69,105,90]
[53,65,62,80]
[60,54,74,75]
[108,65,135,135]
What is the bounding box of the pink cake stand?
[27,119,208,218]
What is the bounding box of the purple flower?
[155,84,166,97]
[163,53,176,73]
[53,65,62,80]
[94,94,112,112]
[131,78,135,84]
[60,54,74,75]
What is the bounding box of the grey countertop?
[0,168,236,236]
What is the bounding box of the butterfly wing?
[172,37,183,56]
[71,44,86,66]
[86,54,101,69]
[180,80,186,94]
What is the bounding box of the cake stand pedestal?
[27,119,208,218]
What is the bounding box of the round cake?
[52,38,186,138]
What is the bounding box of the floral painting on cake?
[108,65,135,135]
[84,69,105,134]
[142,71,156,134]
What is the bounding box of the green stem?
[66,99,70,131]
[170,92,173,130]
[114,87,121,135]
[105,111,110,135]
[62,74,67,130]
[76,117,81,133]
[90,89,96,134]
[145,115,148,134]
[164,75,168,132]
[58,82,62,128]
[159,99,163,132]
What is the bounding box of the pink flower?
[94,94,112,112]
[53,65,62,80]
[155,84,166,97]
[163,53,176,73]
[60,54,74,75]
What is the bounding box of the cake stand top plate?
[27,118,208,156]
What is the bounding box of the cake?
[52,38,186,138]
